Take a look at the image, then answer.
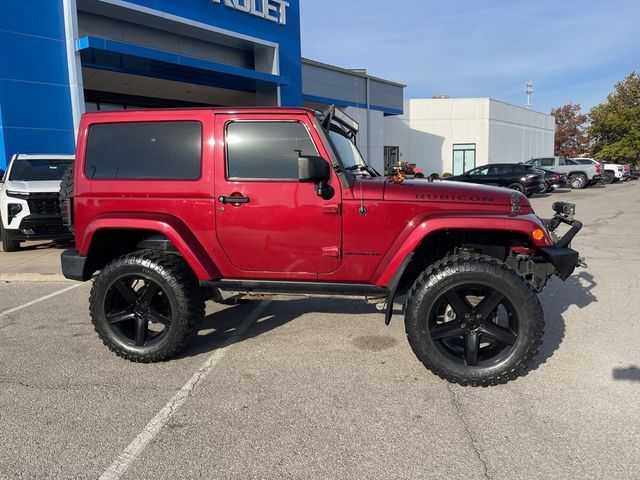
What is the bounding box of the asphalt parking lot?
[1,181,639,479]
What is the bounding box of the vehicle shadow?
[181,297,379,359]
[14,239,73,252]
[612,366,640,382]
[181,271,598,374]
[529,271,598,371]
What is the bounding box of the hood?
[384,179,528,207]
[3,179,62,194]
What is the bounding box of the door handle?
[218,195,250,204]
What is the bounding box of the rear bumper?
[61,249,91,281]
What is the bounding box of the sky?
[299,0,640,114]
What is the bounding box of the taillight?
[554,174,562,180]
[61,198,73,227]
[595,164,601,173]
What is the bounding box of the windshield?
[328,130,369,172]
[9,159,73,181]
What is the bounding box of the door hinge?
[322,246,341,258]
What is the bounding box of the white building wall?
[383,98,555,175]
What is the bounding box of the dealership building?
[0,1,553,175]
[0,0,404,172]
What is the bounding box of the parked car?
[572,157,624,184]
[540,168,569,193]
[0,153,74,251]
[446,163,545,197]
[524,157,601,189]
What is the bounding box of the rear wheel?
[0,223,20,252]
[570,173,587,189]
[602,172,614,184]
[507,182,525,194]
[405,254,544,386]
[89,250,204,362]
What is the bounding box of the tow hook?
[577,257,588,268]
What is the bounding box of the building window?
[226,121,318,180]
[453,144,476,175]
[384,146,400,173]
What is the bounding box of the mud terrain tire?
[89,250,204,362]
[405,254,544,387]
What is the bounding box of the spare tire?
[59,166,75,235]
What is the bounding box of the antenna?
[525,81,534,110]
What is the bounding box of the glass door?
[453,144,476,175]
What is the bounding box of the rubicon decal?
[416,194,494,202]
[210,0,289,25]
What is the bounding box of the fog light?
[8,203,22,223]
[532,228,545,241]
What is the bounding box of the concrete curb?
[0,273,75,282]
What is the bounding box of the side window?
[468,166,489,176]
[226,121,318,180]
[85,121,202,179]
[541,158,555,167]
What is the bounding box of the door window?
[226,121,318,180]
[541,158,555,167]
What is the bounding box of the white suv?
[0,154,74,252]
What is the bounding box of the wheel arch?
[78,216,221,280]
[373,217,548,289]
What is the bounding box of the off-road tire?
[570,173,586,189]
[507,182,525,194]
[0,223,20,252]
[602,172,614,184]
[89,250,204,362]
[58,166,75,235]
[405,254,544,387]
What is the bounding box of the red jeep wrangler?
[60,106,583,386]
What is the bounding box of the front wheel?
[1,223,20,252]
[405,254,544,386]
[89,250,205,362]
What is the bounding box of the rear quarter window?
[85,121,202,180]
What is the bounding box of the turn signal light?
[532,228,545,241]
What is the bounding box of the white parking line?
[0,283,83,317]
[99,299,272,480]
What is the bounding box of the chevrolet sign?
[210,0,290,25]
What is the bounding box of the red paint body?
[73,108,553,286]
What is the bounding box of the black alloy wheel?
[104,274,172,348]
[90,250,204,362]
[427,284,517,368]
[507,182,525,193]
[405,254,544,386]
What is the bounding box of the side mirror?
[298,156,335,200]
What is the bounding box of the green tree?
[550,103,590,157]
[588,72,640,166]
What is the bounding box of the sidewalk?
[0,240,72,281]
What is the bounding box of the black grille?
[27,193,61,216]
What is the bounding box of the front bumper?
[7,215,73,241]
[541,202,584,280]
